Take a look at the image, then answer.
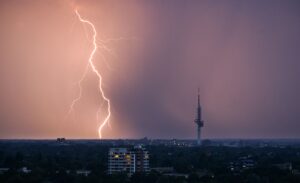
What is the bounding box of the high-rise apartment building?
[108,146,149,175]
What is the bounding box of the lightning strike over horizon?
[67,9,111,139]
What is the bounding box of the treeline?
[0,141,300,183]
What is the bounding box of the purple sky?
[0,0,300,139]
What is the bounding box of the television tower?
[194,89,204,145]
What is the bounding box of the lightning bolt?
[67,9,111,139]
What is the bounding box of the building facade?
[134,146,150,173]
[108,146,149,175]
[108,148,135,175]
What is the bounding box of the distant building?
[0,168,9,174]
[57,138,66,142]
[274,162,292,171]
[76,170,91,176]
[229,156,255,172]
[19,167,31,174]
[108,146,149,175]
[151,167,174,173]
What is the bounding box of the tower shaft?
[197,125,201,145]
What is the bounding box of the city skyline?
[0,0,300,139]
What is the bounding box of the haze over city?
[0,0,300,139]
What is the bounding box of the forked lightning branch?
[66,9,111,139]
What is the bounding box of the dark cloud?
[0,0,299,138]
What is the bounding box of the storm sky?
[0,0,300,139]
